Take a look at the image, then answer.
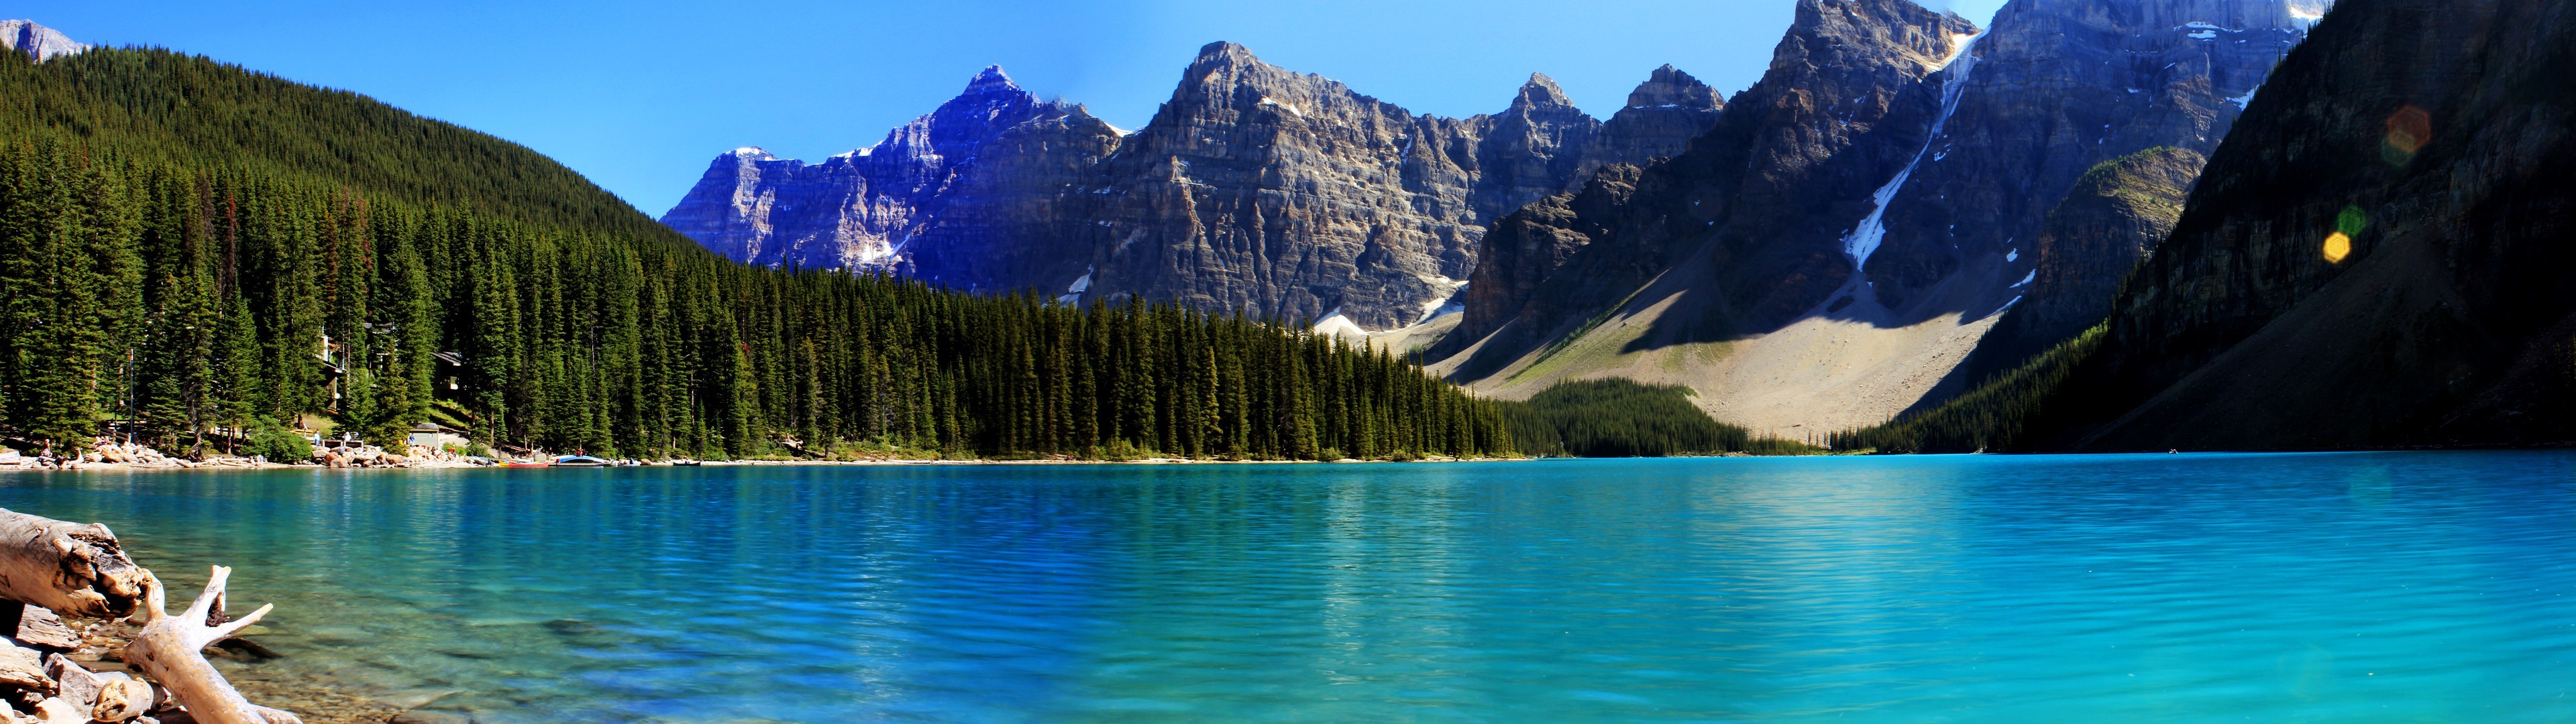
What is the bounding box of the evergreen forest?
[0,46,1515,461]
[1506,379,1815,457]
[1827,324,2107,454]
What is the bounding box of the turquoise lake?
[3,452,2572,721]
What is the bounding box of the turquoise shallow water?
[1,452,2572,721]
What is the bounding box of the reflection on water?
[0,452,2571,721]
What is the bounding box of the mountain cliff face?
[665,48,1723,328]
[1860,0,2314,320]
[1968,146,2204,381]
[659,66,1121,288]
[1428,0,2316,434]
[1,21,86,62]
[1072,46,1709,329]
[1571,66,1727,187]
[2053,0,2576,449]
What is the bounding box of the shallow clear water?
[5,452,2574,721]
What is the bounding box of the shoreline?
[0,436,1539,473]
[1,453,1542,473]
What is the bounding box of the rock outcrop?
[1571,66,1727,188]
[1969,146,2204,381]
[665,48,1723,330]
[1,21,86,62]
[2049,0,2576,449]
[1075,46,1617,329]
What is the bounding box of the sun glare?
[2383,106,2432,166]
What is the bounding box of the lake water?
[3,452,2572,721]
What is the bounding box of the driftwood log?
[0,511,150,619]
[0,509,298,723]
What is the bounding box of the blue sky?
[18,0,2006,215]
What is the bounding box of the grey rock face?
[1448,164,1646,351]
[1,21,88,62]
[666,48,1721,329]
[1076,46,1652,329]
[1572,66,1727,188]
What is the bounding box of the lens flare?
[2322,232,2352,263]
[2337,206,2369,236]
[2383,106,2432,166]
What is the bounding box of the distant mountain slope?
[660,66,1122,276]
[663,46,1726,328]
[2055,0,2576,449]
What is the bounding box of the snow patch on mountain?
[1842,31,1986,275]
[2227,85,2261,109]
[1,21,87,62]
[1312,307,1369,341]
[1056,266,1095,306]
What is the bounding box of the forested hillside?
[0,47,1513,461]
[1504,379,1815,457]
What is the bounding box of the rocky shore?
[0,439,1526,472]
[0,440,482,473]
[18,602,458,724]
[0,605,403,724]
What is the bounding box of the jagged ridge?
[662,45,1724,329]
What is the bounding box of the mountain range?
[663,52,1724,332]
[672,0,2323,438]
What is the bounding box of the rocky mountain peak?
[1188,42,1266,73]
[1783,0,1975,59]
[1624,65,1719,109]
[1513,73,1576,109]
[962,64,1022,95]
[1,20,87,62]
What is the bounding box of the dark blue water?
[4,452,2572,721]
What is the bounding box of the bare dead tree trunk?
[124,567,301,724]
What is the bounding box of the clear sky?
[16,0,2006,215]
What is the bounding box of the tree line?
[1827,324,2106,453]
[1503,379,1816,457]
